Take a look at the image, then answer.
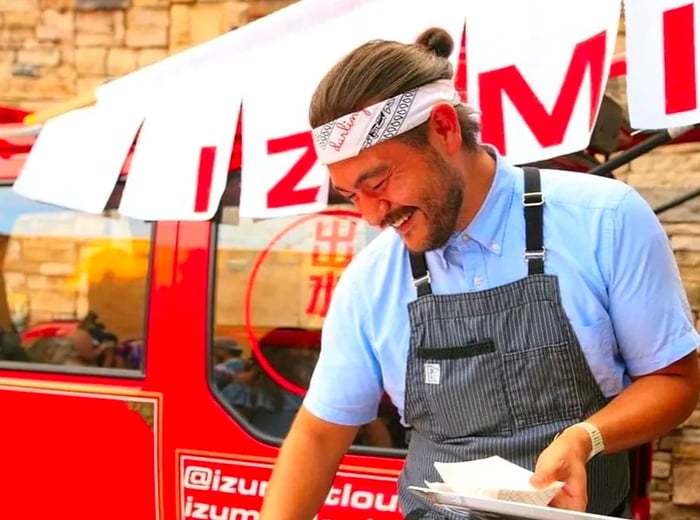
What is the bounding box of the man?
[259,27,700,520]
[68,327,116,367]
[212,337,246,389]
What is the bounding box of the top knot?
[415,27,454,59]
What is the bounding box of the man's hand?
[530,425,592,511]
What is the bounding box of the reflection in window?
[0,187,151,372]
[212,203,408,450]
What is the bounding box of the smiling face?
[329,104,468,253]
[331,140,464,252]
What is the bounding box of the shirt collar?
[433,147,516,265]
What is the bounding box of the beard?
[407,148,464,253]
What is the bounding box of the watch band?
[573,422,605,461]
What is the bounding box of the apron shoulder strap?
[409,252,432,297]
[522,166,545,275]
[409,165,545,296]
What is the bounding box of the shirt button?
[473,276,482,286]
[491,242,500,252]
[461,234,469,241]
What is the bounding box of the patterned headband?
[311,79,464,165]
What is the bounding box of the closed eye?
[333,188,357,202]
[369,171,393,191]
[370,178,387,190]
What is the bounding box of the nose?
[355,195,389,227]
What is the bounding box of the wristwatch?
[573,422,605,461]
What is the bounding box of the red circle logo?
[244,209,363,396]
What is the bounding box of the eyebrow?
[332,163,390,194]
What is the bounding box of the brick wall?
[3,230,151,341]
[0,0,296,112]
[1,1,700,518]
[616,145,700,520]
[609,21,700,517]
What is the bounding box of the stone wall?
[2,230,151,341]
[607,19,700,518]
[615,145,700,520]
[0,0,296,112]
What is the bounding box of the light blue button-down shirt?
[304,151,700,427]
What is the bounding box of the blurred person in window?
[70,311,119,367]
[259,328,321,390]
[220,356,257,417]
[114,338,143,370]
[357,417,393,448]
[0,235,14,336]
[245,356,304,439]
[212,337,246,389]
[26,336,81,365]
[246,328,395,445]
[214,337,257,416]
[240,328,319,438]
[68,327,116,367]
[0,326,28,362]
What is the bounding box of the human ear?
[427,103,462,155]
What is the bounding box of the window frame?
[0,180,154,380]
[206,171,408,458]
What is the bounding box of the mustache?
[380,207,415,228]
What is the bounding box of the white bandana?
[311,79,464,165]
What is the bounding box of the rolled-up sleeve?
[303,270,384,426]
[608,188,700,376]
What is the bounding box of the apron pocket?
[503,342,583,429]
[417,350,511,440]
[416,341,496,360]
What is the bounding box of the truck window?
[211,174,408,451]
[0,184,152,376]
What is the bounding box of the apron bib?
[398,167,629,519]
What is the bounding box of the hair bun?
[415,27,454,59]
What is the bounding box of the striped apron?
[398,167,630,519]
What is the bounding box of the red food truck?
[1,50,696,520]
